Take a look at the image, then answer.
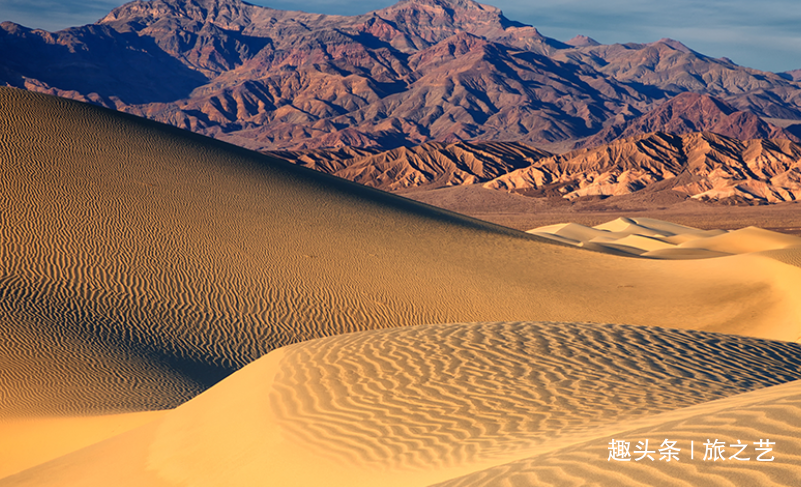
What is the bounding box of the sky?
[1,0,800,73]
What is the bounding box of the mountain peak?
[375,0,526,26]
[99,0,254,26]
[650,38,694,54]
[392,0,499,12]
[566,35,600,47]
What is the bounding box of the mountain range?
[275,129,801,204]
[3,0,801,153]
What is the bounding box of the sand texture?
[3,322,800,486]
[4,86,801,417]
[433,379,801,487]
[3,86,801,485]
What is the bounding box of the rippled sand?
[3,322,800,486]
[2,87,800,485]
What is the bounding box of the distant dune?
[2,86,801,483]
[529,217,801,258]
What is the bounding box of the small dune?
[529,216,801,258]
[679,226,801,254]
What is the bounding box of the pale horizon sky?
[1,0,800,73]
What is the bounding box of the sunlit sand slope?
[433,379,801,487]
[3,86,801,420]
[0,411,166,478]
[3,322,800,487]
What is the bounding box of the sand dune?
[4,86,801,420]
[433,379,801,487]
[3,322,800,486]
[0,411,166,478]
[679,226,801,254]
[3,87,801,483]
[529,217,801,258]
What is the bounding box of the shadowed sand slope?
[3,322,801,487]
[3,87,801,420]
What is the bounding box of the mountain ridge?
[275,130,801,206]
[487,131,801,204]
[578,92,801,148]
[2,0,801,151]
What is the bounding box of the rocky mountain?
[551,39,801,119]
[781,69,801,82]
[274,129,801,205]
[0,20,208,104]
[273,140,552,191]
[578,92,801,149]
[485,131,801,204]
[3,0,801,151]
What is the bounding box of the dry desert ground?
[2,87,801,486]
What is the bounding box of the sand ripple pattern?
[0,88,540,415]
[271,322,801,470]
[761,246,801,269]
[432,380,801,487]
[4,87,801,418]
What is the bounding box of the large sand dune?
[3,322,800,486]
[2,86,801,483]
[4,86,800,418]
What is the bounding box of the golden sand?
[3,323,800,486]
[2,87,800,485]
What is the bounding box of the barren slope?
[578,92,800,149]
[486,131,801,204]
[273,141,553,190]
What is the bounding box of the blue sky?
[2,0,800,73]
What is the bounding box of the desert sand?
[0,411,166,478]
[529,217,801,258]
[3,322,801,486]
[2,86,801,485]
[434,378,801,487]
